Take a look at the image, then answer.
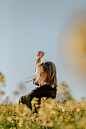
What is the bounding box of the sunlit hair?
[34,61,57,89]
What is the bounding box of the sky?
[0,0,86,104]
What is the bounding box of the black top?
[19,85,57,109]
[27,85,56,99]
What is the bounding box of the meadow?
[0,96,86,129]
[0,80,86,129]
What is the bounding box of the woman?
[19,51,57,109]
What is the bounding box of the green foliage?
[0,97,86,129]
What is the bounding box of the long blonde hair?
[34,61,57,89]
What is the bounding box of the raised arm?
[35,51,44,72]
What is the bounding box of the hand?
[37,51,44,58]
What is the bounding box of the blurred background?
[0,0,86,104]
